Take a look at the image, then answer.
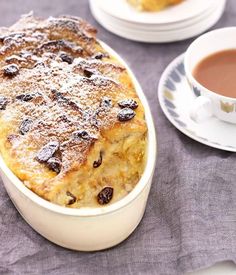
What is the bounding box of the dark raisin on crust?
[83,68,96,78]
[118,99,138,110]
[19,118,33,135]
[3,64,19,77]
[72,130,92,141]
[0,96,8,110]
[16,93,34,102]
[92,52,109,59]
[36,141,60,163]
[97,187,113,205]
[117,108,136,122]
[60,53,73,64]
[93,151,103,168]
[66,191,76,205]
[47,157,61,174]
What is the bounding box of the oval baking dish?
[0,41,157,251]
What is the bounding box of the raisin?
[16,93,34,102]
[0,96,8,110]
[72,130,92,141]
[66,191,76,205]
[47,157,61,174]
[3,64,19,77]
[36,141,60,163]
[118,99,138,110]
[93,151,103,168]
[60,53,73,64]
[84,68,96,78]
[117,108,135,122]
[100,97,112,108]
[97,187,113,205]
[92,52,109,59]
[19,118,33,135]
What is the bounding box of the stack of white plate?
[89,0,226,43]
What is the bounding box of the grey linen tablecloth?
[0,1,235,274]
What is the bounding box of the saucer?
[158,53,236,152]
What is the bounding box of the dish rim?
[0,40,157,217]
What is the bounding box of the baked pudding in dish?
[127,0,184,11]
[0,14,147,208]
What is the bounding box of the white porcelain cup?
[184,27,236,124]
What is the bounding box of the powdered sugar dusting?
[0,15,138,175]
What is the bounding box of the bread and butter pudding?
[127,0,184,11]
[0,14,147,208]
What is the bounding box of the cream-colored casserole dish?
[0,15,156,251]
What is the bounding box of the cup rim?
[0,41,157,218]
[184,27,236,101]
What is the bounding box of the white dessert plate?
[158,53,236,152]
[93,0,216,25]
[90,0,221,32]
[90,0,226,43]
[90,0,219,32]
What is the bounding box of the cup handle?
[190,96,213,123]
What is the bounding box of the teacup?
[184,27,236,124]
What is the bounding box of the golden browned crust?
[0,13,147,208]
